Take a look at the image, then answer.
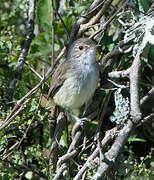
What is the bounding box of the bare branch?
[137,113,154,127]
[90,0,130,39]
[92,120,134,180]
[129,50,142,123]
[69,0,111,46]
[91,48,143,179]
[108,68,130,79]
[53,129,82,179]
[0,47,65,131]
[140,86,154,105]
[74,127,119,180]
[79,0,113,35]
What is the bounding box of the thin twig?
[74,127,119,180]
[0,47,66,131]
[79,0,113,36]
[90,0,130,39]
[137,113,154,127]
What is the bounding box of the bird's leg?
[67,109,87,127]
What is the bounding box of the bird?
[47,38,99,125]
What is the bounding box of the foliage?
[0,0,154,179]
[116,147,154,180]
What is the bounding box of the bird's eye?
[79,46,83,50]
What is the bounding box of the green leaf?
[149,45,154,61]
[108,43,115,51]
[100,33,113,46]
[128,135,146,143]
[32,32,52,56]
[54,43,60,51]
[7,41,12,50]
[25,171,33,180]
[140,0,150,13]
[55,17,72,35]
[36,0,52,30]
[75,5,87,14]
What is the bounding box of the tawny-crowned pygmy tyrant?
[47,38,99,125]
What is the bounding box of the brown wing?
[47,60,69,99]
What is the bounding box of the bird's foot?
[75,117,85,127]
[72,115,88,127]
[68,109,88,127]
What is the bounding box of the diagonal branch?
[69,0,112,46]
[0,47,65,131]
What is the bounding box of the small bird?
[47,38,99,125]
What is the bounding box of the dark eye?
[79,46,83,50]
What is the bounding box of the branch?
[3,0,37,110]
[90,0,130,39]
[137,113,154,127]
[140,86,154,105]
[68,0,112,46]
[129,50,142,123]
[108,68,130,79]
[92,120,134,180]
[78,0,113,35]
[91,49,142,179]
[0,47,65,131]
[53,129,82,180]
[74,127,119,180]
[101,45,131,67]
